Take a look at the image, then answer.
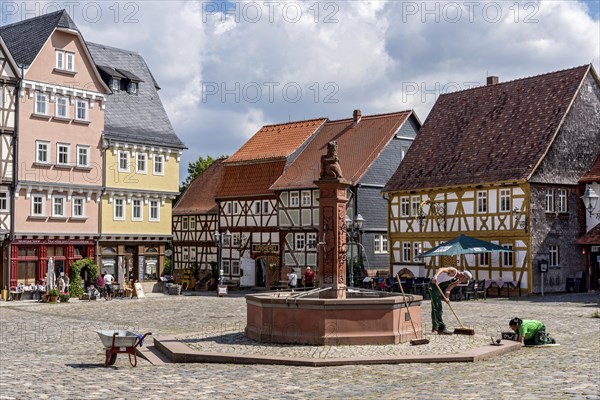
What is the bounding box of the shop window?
[144,257,157,280]
[17,261,36,285]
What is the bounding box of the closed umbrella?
[415,234,512,258]
[118,256,125,291]
[47,257,55,291]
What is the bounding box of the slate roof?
[87,42,185,149]
[174,159,226,215]
[576,223,600,245]
[225,118,327,163]
[383,65,592,192]
[0,10,78,68]
[580,153,600,183]
[271,111,414,190]
[216,160,287,198]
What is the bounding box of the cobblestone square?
[0,292,598,399]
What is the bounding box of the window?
[232,260,240,275]
[549,245,559,267]
[57,143,70,166]
[72,197,84,218]
[77,145,89,167]
[32,195,44,216]
[545,189,555,213]
[412,242,421,260]
[190,217,196,230]
[0,192,8,212]
[222,260,230,274]
[36,141,50,164]
[290,192,299,207]
[56,50,64,69]
[55,96,68,118]
[136,153,147,174]
[113,198,125,220]
[479,252,489,266]
[132,199,142,221]
[153,154,164,175]
[307,232,317,249]
[182,217,188,230]
[118,151,130,172]
[66,52,74,71]
[558,189,567,213]
[313,190,319,206]
[233,203,239,214]
[227,202,232,214]
[76,99,88,121]
[402,242,411,262]
[35,93,48,115]
[375,234,389,254]
[295,233,305,250]
[52,196,65,217]
[477,191,487,213]
[263,201,269,213]
[233,233,241,247]
[411,196,420,217]
[182,247,189,261]
[400,197,409,217]
[301,190,311,206]
[128,82,138,94]
[499,189,510,213]
[255,202,261,214]
[149,200,160,221]
[502,245,513,267]
[190,247,197,261]
[111,78,120,92]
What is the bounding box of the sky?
[2,0,599,182]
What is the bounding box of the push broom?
[397,273,429,345]
[435,281,475,335]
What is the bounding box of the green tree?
[69,258,99,298]
[178,154,227,199]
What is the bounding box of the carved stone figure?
[320,141,343,180]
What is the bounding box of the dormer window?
[111,78,120,92]
[128,82,138,94]
[55,50,75,72]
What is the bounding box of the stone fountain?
[245,141,423,345]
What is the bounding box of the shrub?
[69,258,99,298]
[48,288,60,297]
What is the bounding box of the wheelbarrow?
[96,330,152,367]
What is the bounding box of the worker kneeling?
[509,317,556,346]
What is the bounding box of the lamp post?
[581,186,600,217]
[345,214,365,287]
[214,229,231,292]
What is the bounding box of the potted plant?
[59,293,70,303]
[48,288,60,303]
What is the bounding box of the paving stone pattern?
[0,292,598,399]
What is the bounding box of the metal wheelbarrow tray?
[96,330,152,367]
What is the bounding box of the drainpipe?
[97,136,109,266]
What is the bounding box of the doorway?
[255,255,278,287]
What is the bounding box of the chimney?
[353,109,362,125]
[487,76,499,85]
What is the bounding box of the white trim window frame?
[111,78,120,92]
[295,233,305,250]
[52,195,66,218]
[36,140,50,164]
[113,197,125,221]
[499,189,511,213]
[153,154,164,175]
[35,92,48,115]
[136,152,147,174]
[545,189,555,213]
[190,216,196,231]
[549,245,560,267]
[400,196,409,217]
[66,52,75,72]
[75,98,88,121]
[502,244,513,267]
[72,196,85,218]
[301,190,311,207]
[290,191,299,207]
[149,200,160,222]
[222,260,230,274]
[263,201,270,213]
[558,189,567,213]
[132,199,143,221]
[182,216,189,230]
[118,151,130,172]
[55,95,69,118]
[76,145,90,167]
[412,241,421,259]
[232,260,240,275]
[31,194,45,217]
[254,201,261,214]
[55,50,64,70]
[411,196,420,217]
[402,242,411,262]
[0,191,8,212]
[57,143,70,166]
[307,232,317,250]
[479,252,489,266]
[477,190,487,214]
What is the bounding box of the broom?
[397,273,429,345]
[435,281,475,335]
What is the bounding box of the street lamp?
[345,214,365,287]
[581,186,600,217]
[214,229,231,291]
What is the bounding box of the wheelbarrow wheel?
[106,350,117,366]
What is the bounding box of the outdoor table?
[485,280,519,297]
[10,291,22,301]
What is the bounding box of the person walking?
[287,269,298,289]
[303,267,314,287]
[509,317,556,345]
[428,267,472,334]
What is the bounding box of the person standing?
[103,271,115,299]
[303,267,314,287]
[287,269,297,289]
[428,267,472,334]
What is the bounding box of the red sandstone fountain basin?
[245,290,423,345]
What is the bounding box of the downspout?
[97,136,108,267]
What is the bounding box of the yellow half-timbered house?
[384,65,600,294]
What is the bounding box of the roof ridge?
[261,117,328,128]
[0,9,63,29]
[439,64,590,97]
[327,110,412,124]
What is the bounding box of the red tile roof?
[384,65,593,192]
[580,153,600,183]
[576,223,600,245]
[225,118,327,163]
[173,159,225,215]
[216,160,287,198]
[271,111,414,190]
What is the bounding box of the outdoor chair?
[466,279,486,300]
[566,271,585,292]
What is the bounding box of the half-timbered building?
[173,159,225,273]
[0,36,19,290]
[215,118,327,286]
[576,154,600,291]
[270,110,420,281]
[384,65,600,294]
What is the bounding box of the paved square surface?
[0,292,598,399]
